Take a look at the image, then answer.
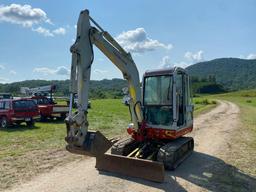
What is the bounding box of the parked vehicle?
[0,93,13,99]
[31,96,69,121]
[0,98,40,128]
[21,85,56,97]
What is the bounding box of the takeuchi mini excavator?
[65,9,194,182]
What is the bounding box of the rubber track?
[157,137,194,170]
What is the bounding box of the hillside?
[186,58,256,91]
[0,78,127,99]
[1,58,256,97]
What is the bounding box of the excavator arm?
[65,9,143,148]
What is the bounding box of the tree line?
[0,76,226,99]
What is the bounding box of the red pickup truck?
[0,98,40,128]
[31,96,69,121]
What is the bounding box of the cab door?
[176,72,193,127]
[176,73,185,126]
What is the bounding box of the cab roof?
[144,67,187,77]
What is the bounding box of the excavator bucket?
[96,150,165,182]
[66,130,112,157]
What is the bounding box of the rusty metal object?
[95,151,165,182]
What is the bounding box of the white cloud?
[55,66,70,75]
[33,67,54,75]
[0,65,5,70]
[246,53,256,60]
[184,50,204,62]
[116,28,172,53]
[33,26,67,37]
[159,56,190,69]
[32,26,53,37]
[52,27,66,35]
[174,61,189,68]
[9,70,16,75]
[0,4,50,27]
[33,66,70,76]
[0,77,9,83]
[0,4,67,37]
[238,55,245,59]
[93,69,108,75]
[159,56,172,68]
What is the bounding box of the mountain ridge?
[186,58,256,90]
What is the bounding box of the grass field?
[193,97,217,116]
[0,98,214,158]
[0,98,215,189]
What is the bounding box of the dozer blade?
[66,130,112,157]
[96,151,165,182]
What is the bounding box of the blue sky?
[0,0,255,83]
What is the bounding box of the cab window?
[0,102,4,109]
[144,75,172,106]
[0,101,10,109]
[13,100,36,109]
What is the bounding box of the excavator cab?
[143,67,193,134]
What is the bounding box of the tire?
[0,116,8,129]
[26,119,35,127]
[60,113,67,120]
[16,122,21,126]
[40,115,47,122]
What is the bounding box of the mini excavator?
[65,9,194,182]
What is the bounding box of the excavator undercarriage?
[66,130,194,182]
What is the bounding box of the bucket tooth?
[96,151,165,182]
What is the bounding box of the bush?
[194,98,216,105]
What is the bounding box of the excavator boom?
[65,9,142,147]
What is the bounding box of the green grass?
[0,98,215,159]
[88,99,130,137]
[193,97,217,116]
[0,122,66,159]
[0,99,130,159]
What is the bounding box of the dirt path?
[4,101,256,192]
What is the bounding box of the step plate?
[96,152,165,182]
